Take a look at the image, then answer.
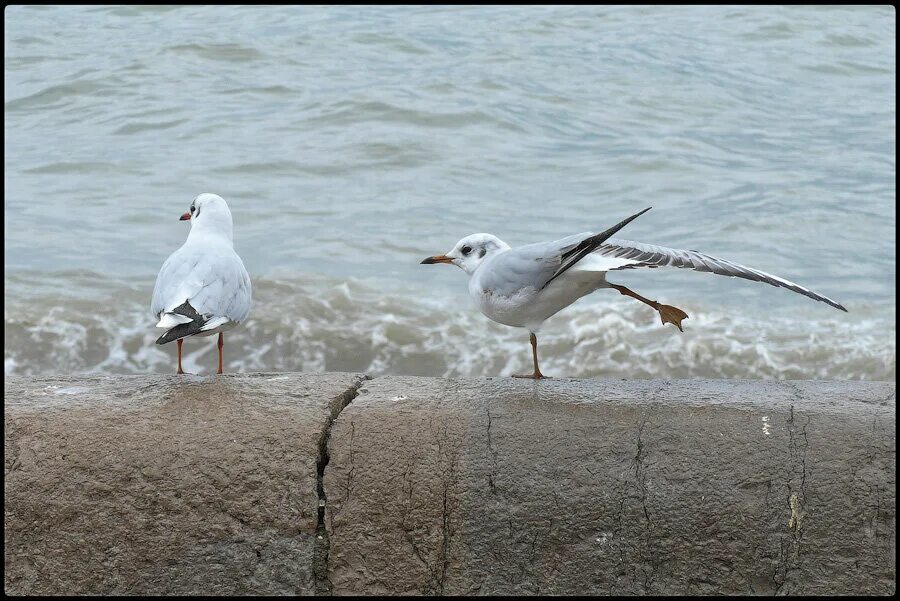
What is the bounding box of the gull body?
[422,208,846,379]
[151,193,252,374]
[469,235,623,332]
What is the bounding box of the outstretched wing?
[598,238,847,311]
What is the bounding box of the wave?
[4,274,895,381]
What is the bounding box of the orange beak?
[179,212,191,221]
[420,254,454,265]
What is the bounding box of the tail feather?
[155,300,206,345]
[156,312,192,329]
[156,322,206,345]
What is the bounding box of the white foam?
[3,275,895,381]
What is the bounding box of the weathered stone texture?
[5,374,894,595]
[324,377,895,595]
[4,372,366,595]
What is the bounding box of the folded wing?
[151,248,252,344]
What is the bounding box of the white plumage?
[469,232,846,332]
[151,193,251,372]
[422,207,846,379]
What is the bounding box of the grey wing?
[188,252,252,323]
[152,247,251,322]
[598,238,847,311]
[151,247,190,318]
[478,233,593,295]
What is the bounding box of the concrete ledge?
[4,374,896,595]
[324,377,895,595]
[4,373,367,595]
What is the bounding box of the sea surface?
[4,5,896,380]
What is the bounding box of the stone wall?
[4,374,895,595]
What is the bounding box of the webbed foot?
[657,303,689,332]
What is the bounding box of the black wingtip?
[155,300,205,344]
[594,206,653,244]
[820,296,847,312]
[156,330,182,345]
[542,207,654,290]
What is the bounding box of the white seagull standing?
[421,207,846,379]
[151,193,252,374]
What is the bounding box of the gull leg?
[176,338,185,374]
[512,332,550,380]
[217,333,224,375]
[610,283,688,332]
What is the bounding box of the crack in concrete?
[397,454,434,589]
[312,375,370,596]
[774,383,811,596]
[438,472,454,594]
[389,381,465,596]
[869,414,886,541]
[633,409,656,592]
[634,413,652,527]
[7,376,896,595]
[434,402,461,596]
[786,403,809,536]
[633,382,667,593]
[749,477,774,594]
[485,408,498,494]
[344,422,356,506]
[612,485,629,580]
[606,382,667,595]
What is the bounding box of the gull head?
[181,193,234,240]
[420,233,510,275]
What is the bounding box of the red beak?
[179,212,191,221]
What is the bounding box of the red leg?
[217,333,224,375]
[512,332,550,380]
[176,339,185,374]
[609,283,689,332]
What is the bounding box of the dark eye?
[461,245,472,256]
[190,205,195,213]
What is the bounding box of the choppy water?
[5,5,896,380]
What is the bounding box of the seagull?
[151,193,252,375]
[421,207,846,379]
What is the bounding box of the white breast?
[469,267,606,331]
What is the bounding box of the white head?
[180,193,234,241]
[420,233,510,275]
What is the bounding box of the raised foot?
[657,303,689,332]
[511,373,551,380]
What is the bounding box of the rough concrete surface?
[4,372,366,595]
[324,377,895,595]
[4,374,895,595]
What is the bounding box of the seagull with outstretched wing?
[421,207,846,379]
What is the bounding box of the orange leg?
[176,339,185,374]
[512,332,550,380]
[610,283,689,331]
[217,333,224,375]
